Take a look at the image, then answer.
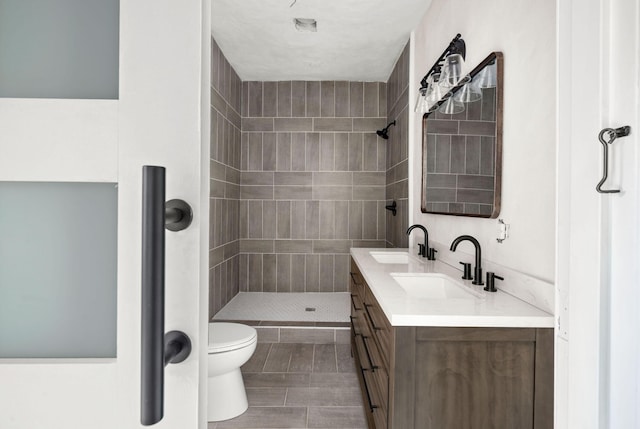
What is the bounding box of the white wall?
[410,0,556,282]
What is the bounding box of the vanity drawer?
[363,367,388,429]
[356,332,389,415]
[350,261,365,297]
[354,330,376,371]
[350,291,364,313]
[363,292,392,367]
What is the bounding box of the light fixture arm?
[418,34,466,90]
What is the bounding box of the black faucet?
[449,235,484,285]
[406,224,437,260]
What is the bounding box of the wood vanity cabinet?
[350,258,553,429]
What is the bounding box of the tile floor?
[208,342,367,429]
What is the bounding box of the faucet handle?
[417,243,426,257]
[459,262,473,280]
[427,248,438,261]
[484,272,503,292]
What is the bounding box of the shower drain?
[305,307,316,312]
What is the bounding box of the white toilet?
[207,322,258,422]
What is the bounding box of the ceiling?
[211,0,432,82]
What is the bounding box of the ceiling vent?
[294,18,317,32]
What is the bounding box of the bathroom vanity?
[349,248,553,429]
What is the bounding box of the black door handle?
[141,166,193,426]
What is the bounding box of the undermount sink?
[369,251,411,264]
[390,273,484,299]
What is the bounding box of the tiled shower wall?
[209,38,242,318]
[238,80,388,293]
[385,42,410,248]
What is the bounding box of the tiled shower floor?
[208,342,367,429]
[213,292,350,323]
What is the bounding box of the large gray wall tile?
[305,254,320,292]
[290,254,306,293]
[334,132,349,171]
[262,133,277,171]
[277,81,292,117]
[314,118,353,132]
[291,81,306,117]
[363,82,379,117]
[263,254,277,292]
[274,118,313,132]
[291,132,306,171]
[320,81,335,117]
[305,132,320,171]
[306,81,320,117]
[319,133,335,171]
[242,117,274,132]
[313,172,352,186]
[335,81,350,117]
[319,255,334,292]
[349,82,363,117]
[263,82,278,117]
[276,254,291,292]
[276,133,291,171]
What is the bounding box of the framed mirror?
[421,52,503,218]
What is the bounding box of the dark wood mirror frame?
[421,51,503,218]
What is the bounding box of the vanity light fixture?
[414,34,467,115]
[472,60,497,88]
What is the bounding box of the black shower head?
[376,120,396,140]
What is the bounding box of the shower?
[376,120,396,139]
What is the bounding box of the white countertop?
[350,248,554,328]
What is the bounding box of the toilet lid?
[208,322,257,353]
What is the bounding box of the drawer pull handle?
[361,335,378,371]
[349,272,362,286]
[352,326,361,337]
[364,303,383,331]
[350,294,362,311]
[360,368,379,412]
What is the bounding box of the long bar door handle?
[141,166,193,426]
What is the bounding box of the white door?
[557,0,640,427]
[0,1,210,428]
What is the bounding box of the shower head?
[376,120,396,140]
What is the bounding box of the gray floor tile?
[215,407,307,428]
[280,328,335,344]
[264,343,294,372]
[223,341,365,428]
[309,372,359,387]
[313,344,337,372]
[242,343,271,372]
[243,372,310,388]
[336,344,356,373]
[288,343,314,372]
[285,387,363,407]
[246,387,287,406]
[307,406,368,428]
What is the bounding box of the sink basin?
[390,273,483,299]
[370,251,411,264]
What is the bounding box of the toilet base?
[208,368,249,422]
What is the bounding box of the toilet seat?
[208,322,257,353]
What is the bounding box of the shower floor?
[213,292,350,323]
